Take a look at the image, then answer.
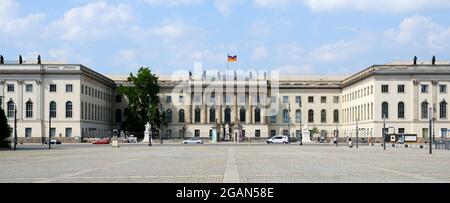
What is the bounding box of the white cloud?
[140,0,203,6]
[50,1,135,41]
[252,0,299,9]
[384,15,450,51]
[310,40,367,62]
[214,0,244,16]
[0,0,45,36]
[116,49,136,62]
[251,46,269,60]
[304,0,450,12]
[151,21,194,41]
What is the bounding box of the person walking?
[332,136,338,147]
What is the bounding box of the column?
[201,91,207,124]
[413,80,419,121]
[246,93,252,124]
[187,92,192,124]
[17,80,23,120]
[233,92,238,123]
[432,80,438,119]
[217,93,222,123]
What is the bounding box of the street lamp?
[429,107,432,155]
[356,118,359,148]
[10,99,17,151]
[148,94,152,147]
[48,102,52,150]
[382,114,386,150]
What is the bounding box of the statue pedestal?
[142,131,151,143]
[302,132,312,143]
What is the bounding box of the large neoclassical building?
[1,58,449,143]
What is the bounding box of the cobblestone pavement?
[1,144,449,183]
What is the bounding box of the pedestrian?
[348,138,353,148]
[41,137,45,145]
[333,136,338,147]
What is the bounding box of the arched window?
[382,102,389,119]
[333,109,339,123]
[270,109,277,123]
[194,106,201,123]
[26,101,33,118]
[295,110,301,123]
[440,101,447,119]
[210,108,216,123]
[283,109,289,123]
[66,101,73,118]
[166,109,173,123]
[50,101,56,118]
[255,108,261,123]
[240,108,246,123]
[179,109,185,123]
[308,109,314,123]
[421,101,429,119]
[224,106,231,123]
[115,109,122,123]
[398,102,405,119]
[321,109,327,123]
[7,100,15,118]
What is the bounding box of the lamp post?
[10,99,17,151]
[149,96,153,147]
[356,118,359,148]
[382,114,386,150]
[429,107,432,155]
[48,103,52,150]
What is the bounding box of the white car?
[183,138,203,144]
[267,135,290,144]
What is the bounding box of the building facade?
[1,60,449,143]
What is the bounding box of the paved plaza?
[1,144,450,183]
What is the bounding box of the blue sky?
[1,0,450,75]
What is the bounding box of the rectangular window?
[166,96,172,103]
[7,84,14,92]
[240,95,247,103]
[66,84,73,93]
[25,128,32,138]
[421,84,428,93]
[25,84,33,92]
[398,85,405,93]
[381,85,389,93]
[283,130,289,136]
[115,95,122,103]
[283,96,289,104]
[333,96,339,103]
[194,95,201,103]
[65,128,72,138]
[255,130,261,138]
[295,96,301,104]
[179,95,184,103]
[270,115,277,123]
[398,128,405,134]
[270,130,276,138]
[308,96,314,103]
[225,95,231,103]
[81,85,84,94]
[50,128,56,138]
[321,96,327,103]
[271,96,277,104]
[49,84,57,92]
[440,85,447,93]
[441,128,448,138]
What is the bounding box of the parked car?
[93,138,110,145]
[267,135,290,144]
[45,139,61,145]
[183,138,203,144]
[127,135,138,143]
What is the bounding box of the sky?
[1,0,450,76]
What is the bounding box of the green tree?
[117,67,164,139]
[0,108,11,148]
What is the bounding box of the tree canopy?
[117,67,165,138]
[0,108,11,148]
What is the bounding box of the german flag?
[228,55,237,62]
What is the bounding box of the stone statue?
[203,71,206,80]
[189,71,192,80]
[145,122,151,132]
[37,55,41,64]
[0,55,4,64]
[432,56,436,65]
[413,56,417,65]
[234,70,237,80]
[19,55,23,64]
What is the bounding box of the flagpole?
[227,54,229,80]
